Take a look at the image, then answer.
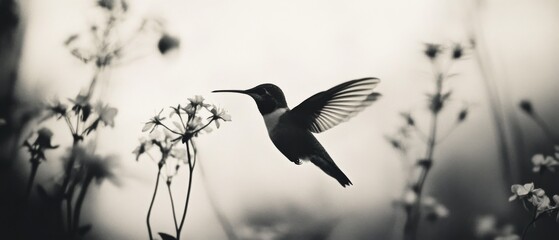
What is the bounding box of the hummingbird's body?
[213,78,381,187]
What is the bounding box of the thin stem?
[64,115,76,135]
[75,111,81,135]
[60,139,79,233]
[167,182,179,234]
[177,141,195,239]
[147,167,162,240]
[403,66,443,240]
[72,173,93,236]
[24,162,40,202]
[436,122,459,144]
[471,3,514,184]
[532,113,557,143]
[160,123,182,135]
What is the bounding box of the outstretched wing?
[290,77,381,133]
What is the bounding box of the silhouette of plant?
[386,42,474,240]
[135,96,231,240]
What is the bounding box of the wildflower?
[64,34,79,46]
[170,147,187,163]
[158,33,180,55]
[457,107,468,122]
[519,100,533,115]
[400,112,415,126]
[531,154,559,173]
[69,92,92,121]
[169,104,183,118]
[132,137,154,161]
[142,109,166,132]
[428,91,451,114]
[403,189,417,206]
[97,0,115,10]
[43,98,68,120]
[424,43,443,60]
[187,95,211,110]
[23,128,59,163]
[75,144,119,185]
[422,196,449,222]
[528,188,552,215]
[474,215,497,237]
[508,183,534,202]
[451,43,464,60]
[95,102,118,127]
[209,105,231,128]
[187,116,204,132]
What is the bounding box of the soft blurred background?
[1,0,559,239]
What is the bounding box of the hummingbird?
[212,78,381,187]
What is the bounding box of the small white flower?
[531,154,559,173]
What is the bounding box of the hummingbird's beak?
[212,89,249,94]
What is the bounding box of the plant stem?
[60,139,79,233]
[24,162,40,202]
[532,113,557,144]
[147,167,162,240]
[72,173,93,236]
[471,3,514,185]
[167,182,179,235]
[403,70,442,240]
[177,140,195,239]
[521,214,541,240]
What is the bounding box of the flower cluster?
[22,127,59,164]
[509,183,559,219]
[42,94,118,141]
[136,96,230,240]
[140,95,230,144]
[135,96,230,182]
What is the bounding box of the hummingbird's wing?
[290,77,381,133]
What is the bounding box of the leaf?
[78,224,92,236]
[158,232,177,240]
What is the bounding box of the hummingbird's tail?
[308,155,353,187]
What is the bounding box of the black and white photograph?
[1,0,559,239]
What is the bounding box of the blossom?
[422,196,449,222]
[75,144,119,185]
[94,102,118,127]
[528,188,552,214]
[209,105,231,128]
[69,92,92,121]
[170,147,187,163]
[43,98,68,120]
[531,154,559,173]
[23,127,59,163]
[132,137,154,161]
[519,100,533,115]
[474,215,497,237]
[142,109,166,132]
[451,43,464,59]
[158,33,180,55]
[509,183,534,202]
[399,112,415,126]
[424,43,443,60]
[186,95,211,110]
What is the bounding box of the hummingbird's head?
[212,83,288,115]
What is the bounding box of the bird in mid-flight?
[213,77,381,187]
